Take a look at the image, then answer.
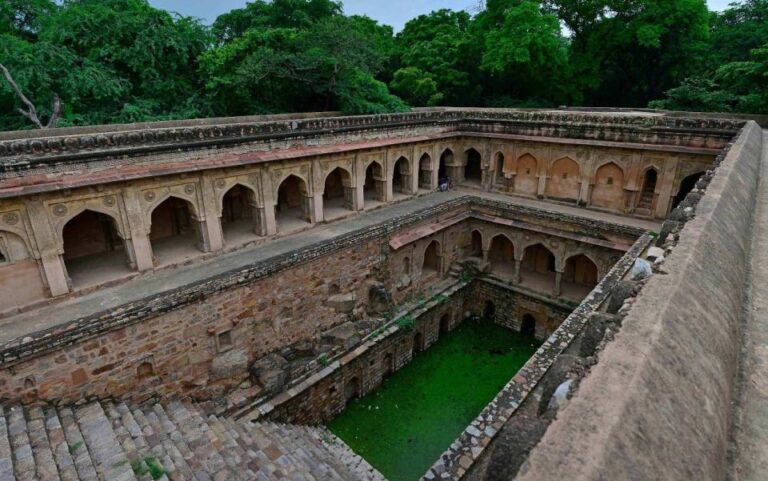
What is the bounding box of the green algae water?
[326,317,539,481]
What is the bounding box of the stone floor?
[0,398,385,481]
[732,130,768,480]
[0,190,659,345]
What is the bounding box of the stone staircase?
[0,400,386,481]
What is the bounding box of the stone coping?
[236,278,470,421]
[421,233,654,481]
[0,109,743,171]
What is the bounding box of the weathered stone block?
[210,348,248,381]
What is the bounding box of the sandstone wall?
[517,122,764,480]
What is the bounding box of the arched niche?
[62,209,133,288]
[149,196,204,266]
[363,161,385,206]
[276,174,311,232]
[323,167,354,220]
[221,184,261,246]
[515,154,539,196]
[591,162,625,210]
[464,148,482,185]
[562,254,598,300]
[488,234,515,277]
[521,243,556,292]
[546,157,581,202]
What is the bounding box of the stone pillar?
[554,271,563,297]
[410,163,419,195]
[200,180,224,252]
[514,259,522,284]
[482,249,490,263]
[260,169,278,235]
[311,192,324,223]
[656,158,680,218]
[537,173,547,198]
[122,188,154,272]
[26,199,70,296]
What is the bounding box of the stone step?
[59,407,99,481]
[8,406,36,481]
[0,399,380,481]
[27,406,61,481]
[0,406,15,481]
[74,402,136,481]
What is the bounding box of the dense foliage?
[0,0,766,130]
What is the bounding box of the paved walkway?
[0,190,658,344]
[733,130,768,480]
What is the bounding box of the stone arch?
[591,162,625,210]
[464,148,482,184]
[422,240,441,276]
[364,161,385,205]
[563,254,598,287]
[489,234,515,276]
[392,156,411,195]
[637,167,659,212]
[521,243,556,290]
[494,152,505,185]
[546,157,581,201]
[439,149,453,179]
[276,174,311,232]
[62,209,133,288]
[344,376,361,401]
[0,229,46,311]
[418,153,433,190]
[220,183,261,245]
[673,171,705,209]
[323,167,354,218]
[439,313,451,334]
[515,153,539,196]
[469,230,483,258]
[57,204,127,241]
[149,196,204,265]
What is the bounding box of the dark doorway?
[383,353,394,378]
[221,184,259,245]
[521,314,536,337]
[464,148,482,184]
[638,169,658,211]
[63,210,132,287]
[413,332,424,356]
[483,301,496,321]
[439,314,451,334]
[673,172,704,209]
[345,377,361,401]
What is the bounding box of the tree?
[0,63,61,128]
[390,67,443,106]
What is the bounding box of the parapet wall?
[517,121,764,480]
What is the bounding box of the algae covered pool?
[326,317,539,481]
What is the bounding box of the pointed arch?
[494,152,505,186]
[489,234,515,276]
[562,253,599,299]
[323,167,354,219]
[63,209,133,288]
[469,229,483,258]
[673,171,705,210]
[521,243,556,290]
[276,174,311,232]
[418,152,433,190]
[221,183,261,245]
[392,156,411,195]
[464,148,482,184]
[363,161,385,206]
[637,167,659,212]
[591,162,625,210]
[149,195,204,265]
[439,148,454,179]
[515,153,539,196]
[546,156,581,201]
[422,239,441,275]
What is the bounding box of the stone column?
[311,192,324,223]
[514,260,522,284]
[260,169,278,236]
[26,199,70,296]
[122,188,154,272]
[200,179,224,252]
[656,158,680,218]
[554,271,563,297]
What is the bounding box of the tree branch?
[0,63,61,129]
